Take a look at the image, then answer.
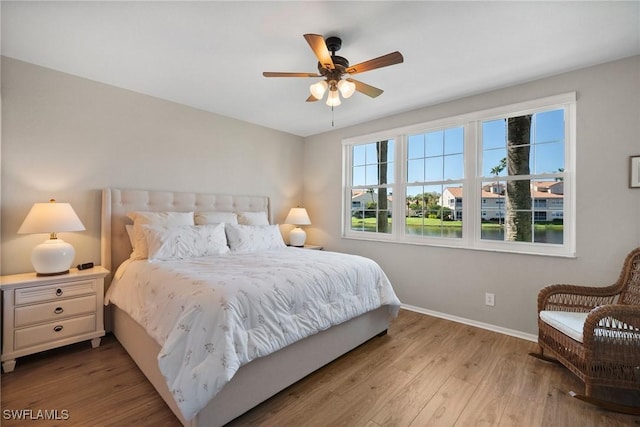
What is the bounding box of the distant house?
[441,181,564,221]
[351,190,393,215]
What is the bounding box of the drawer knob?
[54,307,64,314]
[55,288,63,296]
[53,325,63,333]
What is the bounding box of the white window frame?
[342,92,576,257]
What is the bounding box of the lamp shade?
[18,200,85,276]
[18,200,85,234]
[284,208,311,226]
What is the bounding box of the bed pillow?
[127,211,194,259]
[143,223,229,262]
[237,211,269,226]
[194,211,238,225]
[225,224,286,253]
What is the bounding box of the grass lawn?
[352,216,563,230]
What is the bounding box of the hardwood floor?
[2,309,639,426]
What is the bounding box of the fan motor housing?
[317,55,349,77]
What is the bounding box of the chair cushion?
[539,310,588,343]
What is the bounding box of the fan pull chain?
[331,105,335,127]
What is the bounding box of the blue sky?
[352,108,565,189]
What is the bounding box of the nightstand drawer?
[14,314,96,350]
[14,295,97,327]
[15,280,96,305]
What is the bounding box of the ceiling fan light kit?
[264,34,403,108]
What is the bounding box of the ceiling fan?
[263,34,404,107]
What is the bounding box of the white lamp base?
[289,227,307,247]
[31,238,76,276]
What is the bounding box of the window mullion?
[464,121,478,245]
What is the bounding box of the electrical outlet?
[485,292,495,307]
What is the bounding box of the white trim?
[401,304,538,343]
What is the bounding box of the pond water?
[406,226,563,244]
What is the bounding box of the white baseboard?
[401,304,538,343]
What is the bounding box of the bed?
[100,188,400,426]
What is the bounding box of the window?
[348,140,394,235]
[343,93,576,256]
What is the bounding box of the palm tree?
[377,140,389,232]
[490,157,507,226]
[505,115,532,241]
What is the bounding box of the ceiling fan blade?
[263,72,322,77]
[345,51,404,75]
[303,34,335,70]
[306,95,320,102]
[347,78,384,98]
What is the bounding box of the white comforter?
[105,248,400,420]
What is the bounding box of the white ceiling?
[2,1,639,137]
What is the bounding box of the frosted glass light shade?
[326,89,341,107]
[338,80,356,98]
[309,80,328,100]
[18,200,85,275]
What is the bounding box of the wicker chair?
[531,247,640,414]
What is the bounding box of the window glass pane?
[365,164,378,186]
[534,109,564,144]
[480,180,506,241]
[407,159,424,182]
[386,140,395,163]
[532,142,564,174]
[405,184,461,238]
[444,127,464,155]
[365,143,377,164]
[408,134,424,159]
[482,149,507,177]
[385,162,395,184]
[353,165,366,186]
[482,119,506,150]
[425,131,444,157]
[350,189,392,234]
[425,157,443,181]
[444,154,464,180]
[353,145,366,166]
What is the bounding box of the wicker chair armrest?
[537,283,619,312]
[582,305,640,363]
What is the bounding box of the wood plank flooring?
[2,309,639,426]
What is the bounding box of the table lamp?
[284,207,311,247]
[18,199,86,276]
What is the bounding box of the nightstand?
[1,266,109,373]
[291,244,323,250]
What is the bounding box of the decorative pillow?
[125,224,135,249]
[127,211,194,260]
[194,211,238,225]
[225,224,286,253]
[143,224,229,262]
[237,211,269,226]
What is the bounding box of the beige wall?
[3,55,639,337]
[303,55,640,335]
[1,57,304,275]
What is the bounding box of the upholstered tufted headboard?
[100,188,270,283]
